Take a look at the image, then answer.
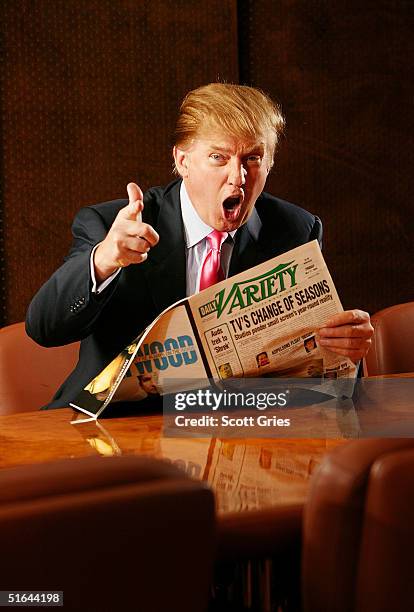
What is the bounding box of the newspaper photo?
[70,240,357,420]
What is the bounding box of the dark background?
[1,0,413,326]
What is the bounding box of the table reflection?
[72,378,414,513]
[0,377,412,516]
[73,398,356,513]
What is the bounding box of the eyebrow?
[245,145,265,156]
[207,145,233,154]
[209,143,265,155]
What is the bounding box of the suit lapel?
[229,207,266,276]
[143,181,187,313]
[143,188,271,312]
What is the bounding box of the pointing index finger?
[126,182,143,221]
[127,182,143,203]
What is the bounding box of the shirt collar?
[180,181,237,248]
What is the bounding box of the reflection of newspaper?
[207,440,320,511]
[71,240,356,420]
[161,437,328,511]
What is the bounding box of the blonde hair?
[173,83,285,169]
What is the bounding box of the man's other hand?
[93,182,159,283]
[317,309,374,363]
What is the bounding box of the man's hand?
[317,309,374,363]
[93,183,159,283]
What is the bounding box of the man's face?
[305,338,316,352]
[220,363,233,379]
[257,352,269,367]
[174,133,271,232]
[139,374,158,395]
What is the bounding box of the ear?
[173,146,190,178]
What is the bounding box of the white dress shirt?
[91,182,237,296]
[180,182,236,295]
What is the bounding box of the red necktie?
[199,230,228,291]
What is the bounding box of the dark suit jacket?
[26,178,322,408]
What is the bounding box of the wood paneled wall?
[238,0,414,313]
[0,0,238,324]
[1,0,412,325]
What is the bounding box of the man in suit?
[26,83,373,408]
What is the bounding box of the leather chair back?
[355,447,414,612]
[363,302,414,376]
[0,322,79,413]
[0,455,216,612]
[302,439,414,612]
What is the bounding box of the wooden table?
[0,375,413,558]
[0,407,342,513]
[1,374,413,511]
[0,405,344,565]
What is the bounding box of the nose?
[227,160,246,187]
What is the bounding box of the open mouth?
[222,194,243,221]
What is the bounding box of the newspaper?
[70,240,357,421]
